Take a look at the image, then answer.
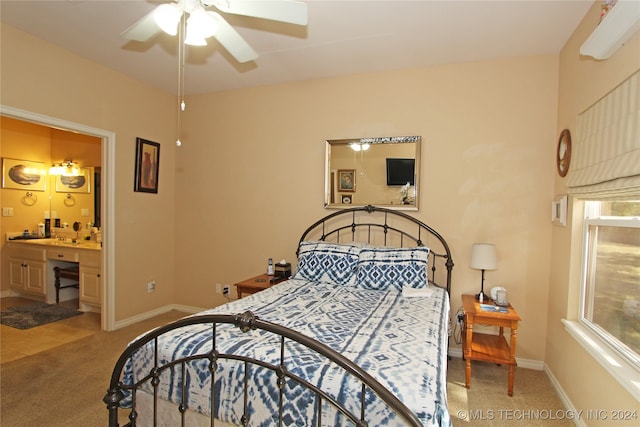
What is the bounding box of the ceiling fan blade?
[121,9,162,42]
[204,0,308,25]
[209,12,258,63]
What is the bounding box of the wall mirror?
[325,136,421,210]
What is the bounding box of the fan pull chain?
[176,14,186,147]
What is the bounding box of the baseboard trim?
[447,347,544,370]
[0,290,14,298]
[544,363,583,427]
[112,304,204,330]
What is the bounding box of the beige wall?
[0,24,177,321]
[176,54,559,361]
[6,10,637,416]
[546,1,640,421]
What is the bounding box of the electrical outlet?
[456,313,464,325]
[216,283,222,293]
[223,285,230,295]
[147,280,156,293]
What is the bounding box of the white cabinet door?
[80,266,101,306]
[8,256,46,296]
[8,257,26,291]
[25,260,46,295]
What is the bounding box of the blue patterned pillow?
[292,241,361,286]
[356,246,430,291]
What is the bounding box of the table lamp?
[470,243,497,301]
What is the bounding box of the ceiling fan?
[122,0,308,63]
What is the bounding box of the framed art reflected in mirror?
[338,169,355,192]
[56,167,91,193]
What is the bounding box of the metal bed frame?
[299,205,453,294]
[104,206,454,426]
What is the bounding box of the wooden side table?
[461,293,521,396]
[235,274,286,298]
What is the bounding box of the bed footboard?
[104,310,424,427]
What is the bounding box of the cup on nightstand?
[495,289,509,306]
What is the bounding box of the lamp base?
[476,291,489,302]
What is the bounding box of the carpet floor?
[0,310,571,426]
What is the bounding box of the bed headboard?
[298,205,454,294]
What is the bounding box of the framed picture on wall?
[134,137,160,193]
[1,158,46,191]
[338,169,355,192]
[56,167,92,193]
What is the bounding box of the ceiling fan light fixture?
[350,143,370,152]
[154,3,182,36]
[185,30,208,46]
[187,9,218,39]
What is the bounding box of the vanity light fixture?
[49,160,83,176]
[470,243,497,301]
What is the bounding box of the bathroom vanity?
[6,239,102,312]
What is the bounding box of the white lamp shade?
[184,30,207,46]
[153,3,182,36]
[187,9,218,39]
[470,243,497,270]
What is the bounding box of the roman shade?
[567,69,640,199]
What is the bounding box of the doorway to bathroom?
[1,105,115,331]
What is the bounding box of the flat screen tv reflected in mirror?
[386,158,415,186]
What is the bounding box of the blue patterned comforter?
[124,279,451,426]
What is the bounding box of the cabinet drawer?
[7,245,46,261]
[47,249,79,262]
[79,251,101,267]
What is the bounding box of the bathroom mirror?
[325,136,421,210]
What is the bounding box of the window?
[581,201,640,367]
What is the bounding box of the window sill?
[562,319,640,401]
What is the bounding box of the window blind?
[567,69,640,199]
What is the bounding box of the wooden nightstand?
[461,293,521,396]
[235,274,286,298]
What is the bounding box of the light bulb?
[187,9,218,39]
[153,3,182,36]
[176,138,182,147]
[180,100,186,111]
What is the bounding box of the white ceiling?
[1,0,593,95]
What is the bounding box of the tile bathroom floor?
[0,296,101,364]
